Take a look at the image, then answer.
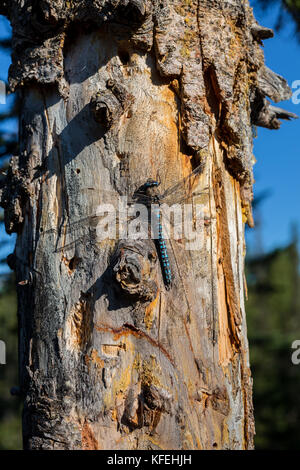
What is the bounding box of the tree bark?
[0,0,294,450]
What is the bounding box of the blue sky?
[248,1,300,254]
[0,17,15,274]
[0,3,300,272]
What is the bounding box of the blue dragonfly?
[130,169,208,289]
[46,162,209,290]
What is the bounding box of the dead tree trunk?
[0,0,295,450]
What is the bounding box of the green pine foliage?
[255,0,300,34]
[246,241,300,449]
[0,275,22,449]
[0,16,21,449]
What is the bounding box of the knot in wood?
[90,91,121,129]
[31,0,64,33]
[113,240,158,302]
[0,155,30,234]
[209,387,230,417]
[118,0,149,24]
[142,384,172,414]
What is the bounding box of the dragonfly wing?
[157,200,208,250]
[81,187,151,206]
[162,188,209,207]
[43,213,104,252]
[52,232,94,253]
[43,201,152,252]
[159,163,208,206]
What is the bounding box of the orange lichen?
[103,363,132,410]
[211,141,242,366]
[147,435,165,449]
[65,294,93,351]
[217,260,235,366]
[139,355,162,388]
[95,323,174,365]
[85,348,104,371]
[144,293,159,330]
[81,421,99,450]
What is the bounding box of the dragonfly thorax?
[142,179,161,203]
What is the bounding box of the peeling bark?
[1,0,295,450]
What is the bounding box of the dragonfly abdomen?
[155,211,172,289]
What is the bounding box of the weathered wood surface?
[0,0,295,449]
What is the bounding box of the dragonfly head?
[133,179,161,203]
[143,179,161,201]
[144,179,160,188]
